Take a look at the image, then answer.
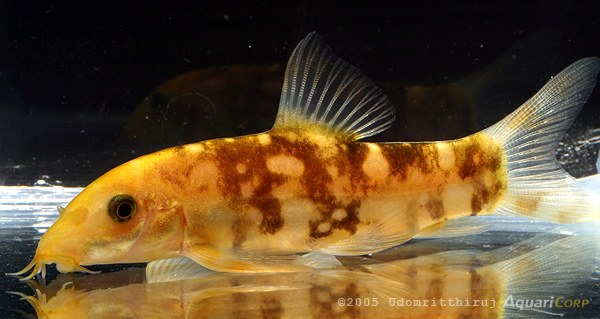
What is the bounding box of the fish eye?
[108,195,137,222]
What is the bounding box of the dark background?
[1,2,600,318]
[0,0,599,186]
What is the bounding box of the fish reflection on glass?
[15,234,599,319]
[124,27,589,147]
[123,63,284,145]
[9,32,600,279]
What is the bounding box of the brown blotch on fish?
[172,145,189,158]
[229,276,247,304]
[209,135,291,235]
[487,152,501,172]
[291,137,336,203]
[426,197,445,220]
[253,197,284,234]
[309,200,361,239]
[341,283,361,318]
[231,284,248,319]
[471,179,506,215]
[260,296,284,319]
[458,143,485,180]
[461,269,500,319]
[233,291,247,304]
[309,284,360,318]
[406,262,418,289]
[232,218,247,248]
[469,269,484,301]
[404,200,421,234]
[470,182,488,215]
[380,143,439,179]
[332,200,361,234]
[336,142,372,193]
[456,136,504,180]
[157,164,192,190]
[425,277,444,300]
[310,284,360,317]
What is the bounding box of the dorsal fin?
[273,32,395,141]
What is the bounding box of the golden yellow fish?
[10,32,600,279]
[14,235,599,318]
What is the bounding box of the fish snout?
[9,251,97,281]
[8,225,98,280]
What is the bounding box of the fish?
[9,32,600,279]
[13,233,600,318]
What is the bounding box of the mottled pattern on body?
[152,128,507,256]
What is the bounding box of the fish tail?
[575,136,600,206]
[489,235,599,318]
[485,57,600,223]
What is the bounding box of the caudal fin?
[575,136,600,206]
[485,57,600,223]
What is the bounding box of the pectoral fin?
[318,221,414,255]
[183,244,314,273]
[146,257,213,283]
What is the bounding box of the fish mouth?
[7,254,99,281]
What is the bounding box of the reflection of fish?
[124,27,596,147]
[15,235,600,319]
[124,63,285,145]
[10,33,600,278]
[124,63,478,146]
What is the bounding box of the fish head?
[16,281,183,319]
[15,160,186,279]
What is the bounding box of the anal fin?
[318,221,414,255]
[183,244,313,273]
[415,216,491,239]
